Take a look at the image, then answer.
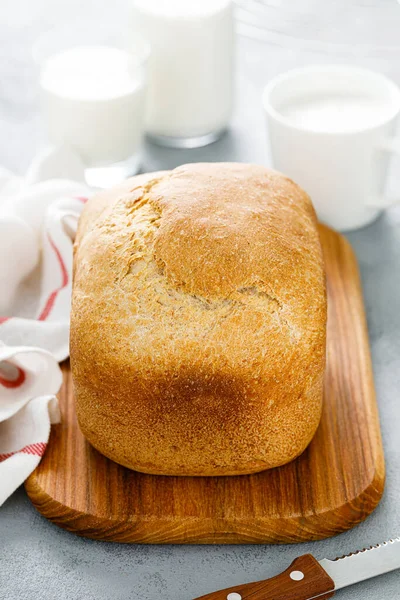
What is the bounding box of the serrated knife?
[193,537,400,599]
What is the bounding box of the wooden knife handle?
[193,554,335,600]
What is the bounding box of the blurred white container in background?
[235,0,400,67]
[34,27,149,187]
[131,0,234,148]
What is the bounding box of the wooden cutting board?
[25,224,385,544]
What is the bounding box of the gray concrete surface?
[1,1,400,598]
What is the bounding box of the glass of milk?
[34,26,150,187]
[131,0,234,148]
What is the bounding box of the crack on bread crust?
[79,171,303,343]
[115,187,297,335]
[115,177,165,283]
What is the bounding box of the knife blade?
[320,536,400,590]
[193,537,400,600]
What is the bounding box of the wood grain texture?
[193,554,335,599]
[25,225,385,544]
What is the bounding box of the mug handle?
[367,138,400,208]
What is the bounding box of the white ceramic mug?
[263,65,400,231]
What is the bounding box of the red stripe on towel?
[38,232,69,321]
[0,366,26,388]
[1,198,84,325]
[0,442,47,463]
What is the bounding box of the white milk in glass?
[131,0,234,147]
[40,45,148,186]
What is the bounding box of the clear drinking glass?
[235,0,400,81]
[33,25,150,188]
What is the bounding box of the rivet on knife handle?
[192,554,335,600]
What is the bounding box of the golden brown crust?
[70,163,326,476]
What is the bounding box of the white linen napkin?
[0,146,91,505]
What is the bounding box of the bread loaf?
[71,163,326,476]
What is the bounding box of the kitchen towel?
[0,344,62,505]
[0,145,91,505]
